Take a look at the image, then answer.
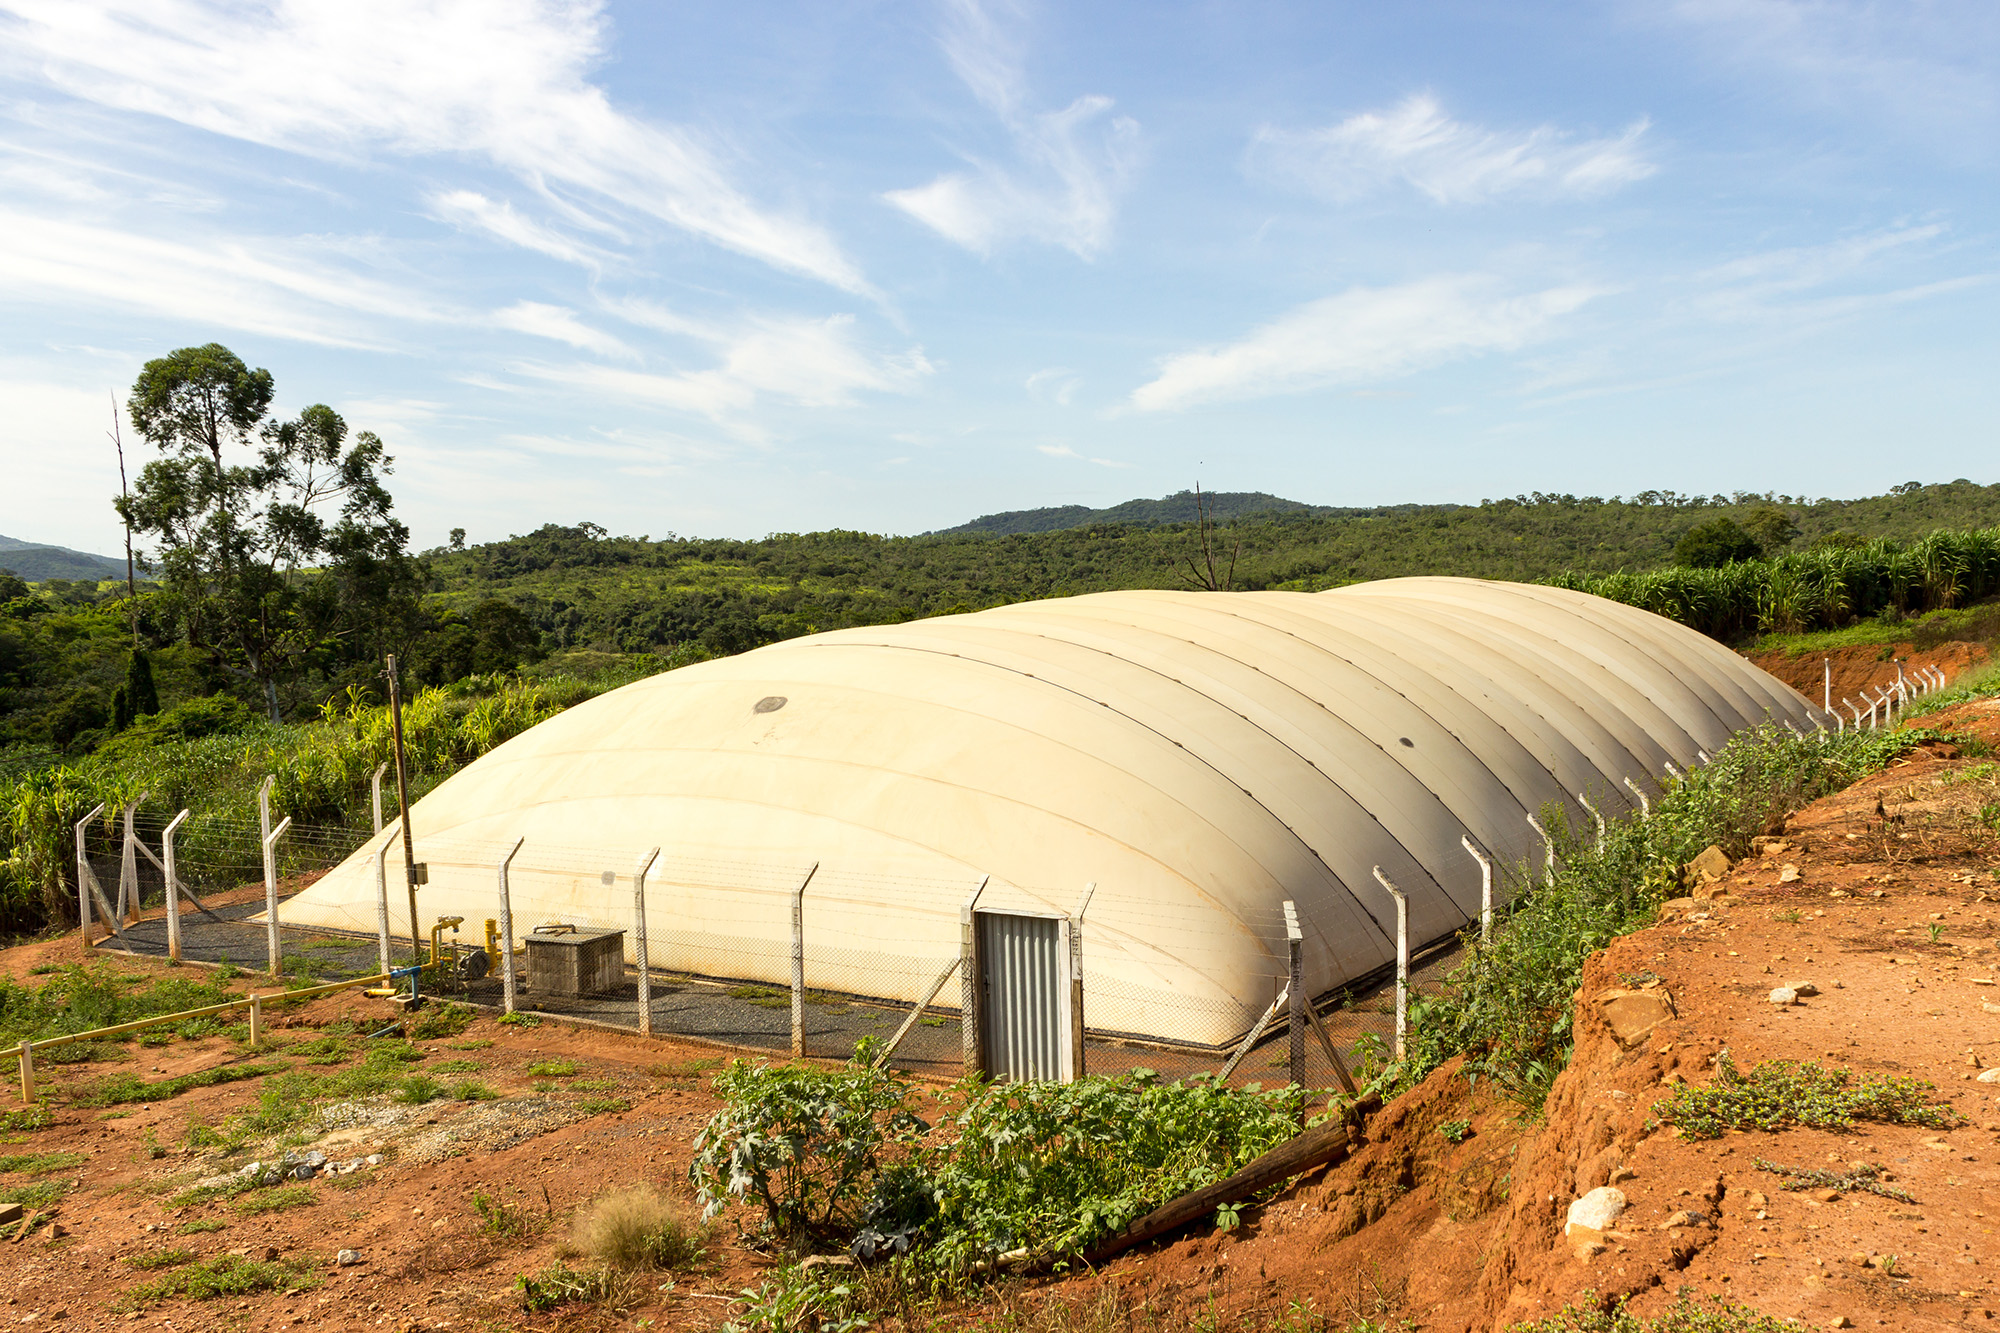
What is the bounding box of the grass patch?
[432,1058,481,1073]
[450,1080,500,1102]
[125,1248,196,1271]
[0,1151,85,1175]
[0,1105,53,1133]
[574,1097,631,1115]
[286,1035,358,1065]
[1753,1157,1915,1203]
[571,1185,708,1272]
[66,1061,286,1109]
[448,1038,494,1050]
[125,1254,317,1304]
[1508,1293,1803,1333]
[408,1002,475,1040]
[473,1191,541,1238]
[167,1176,256,1209]
[392,1074,443,1105]
[571,1078,620,1092]
[232,1184,314,1215]
[496,1011,540,1028]
[0,1179,73,1208]
[515,1259,614,1314]
[175,1218,227,1234]
[1654,1055,1958,1139]
[648,1057,721,1081]
[527,1059,577,1077]
[0,963,243,1051]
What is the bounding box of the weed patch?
[1653,1055,1957,1139]
[450,1080,500,1101]
[125,1254,316,1304]
[0,1178,72,1208]
[66,1061,285,1109]
[473,1191,541,1238]
[527,1058,577,1077]
[393,1074,443,1105]
[0,1151,85,1175]
[0,1105,52,1133]
[1508,1292,1801,1333]
[575,1097,630,1115]
[1753,1157,1914,1202]
[572,1186,708,1272]
[174,1218,227,1234]
[409,1002,475,1039]
[515,1259,613,1313]
[125,1248,196,1271]
[233,1184,314,1215]
[431,1058,481,1073]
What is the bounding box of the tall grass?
[1549,527,2000,641]
[1376,723,1947,1105]
[0,653,692,936]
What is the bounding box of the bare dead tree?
[1179,482,1241,592]
[108,391,137,643]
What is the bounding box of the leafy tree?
[1673,517,1761,569]
[118,345,420,722]
[125,649,160,719]
[0,571,27,604]
[1740,504,1799,555]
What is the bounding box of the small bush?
[0,1105,52,1133]
[575,1097,631,1115]
[0,1179,73,1208]
[473,1191,540,1238]
[409,1002,475,1040]
[125,1248,196,1271]
[393,1074,443,1105]
[450,1080,500,1101]
[527,1059,578,1077]
[727,1266,868,1333]
[175,1218,227,1234]
[431,1058,481,1073]
[572,1186,709,1272]
[1654,1054,1958,1139]
[66,1061,284,1108]
[515,1259,613,1313]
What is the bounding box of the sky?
[2,0,1997,554]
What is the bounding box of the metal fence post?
[1525,813,1555,880]
[162,810,190,963]
[1579,792,1606,854]
[959,875,990,1077]
[1622,776,1650,818]
[1460,834,1493,942]
[73,803,105,944]
[633,847,660,1038]
[790,862,819,1059]
[1823,656,1831,712]
[1371,866,1408,1060]
[497,837,524,1015]
[1664,759,1685,780]
[1068,882,1094,1082]
[371,762,387,834]
[118,795,143,924]
[259,785,291,977]
[1284,901,1304,1090]
[373,843,392,976]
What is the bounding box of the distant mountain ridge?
[933,490,1446,536]
[0,534,128,582]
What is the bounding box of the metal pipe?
[371,762,387,834]
[162,809,190,963]
[373,840,393,975]
[1371,866,1408,1060]
[1068,881,1095,1082]
[384,653,421,969]
[1664,760,1685,780]
[73,803,105,944]
[1461,834,1493,942]
[633,846,660,1039]
[260,801,291,976]
[1283,900,1304,1091]
[497,836,524,1015]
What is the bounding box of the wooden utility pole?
[385,654,423,967]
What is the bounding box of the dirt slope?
[1750,642,1989,712]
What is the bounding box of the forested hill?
[424,480,2000,657]
[932,489,1410,535]
[0,535,125,582]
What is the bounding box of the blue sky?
[3,1,1996,554]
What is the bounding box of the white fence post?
[1068,882,1094,1082]
[73,803,105,944]
[790,862,819,1059]
[1622,776,1650,818]
[1579,792,1606,854]
[1371,867,1408,1060]
[371,762,387,834]
[18,1040,33,1105]
[249,993,264,1046]
[1525,813,1555,879]
[1460,834,1493,942]
[497,837,524,1015]
[633,847,660,1038]
[260,797,291,978]
[162,810,190,963]
[1823,656,1831,712]
[117,795,144,924]
[959,875,990,1076]
[1284,900,1305,1090]
[1664,759,1685,780]
[373,841,393,975]
[1696,749,1711,765]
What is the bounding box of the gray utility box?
[524,926,626,998]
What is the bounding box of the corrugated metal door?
[978,911,1066,1082]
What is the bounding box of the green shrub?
[125,1254,315,1304]
[515,1260,613,1313]
[527,1058,578,1077]
[1509,1293,1800,1333]
[392,1074,442,1105]
[1654,1055,1957,1139]
[233,1185,314,1215]
[125,1248,196,1270]
[66,1061,284,1109]
[409,1002,474,1040]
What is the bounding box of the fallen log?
[1084,1115,1355,1263]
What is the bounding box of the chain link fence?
[80,812,1462,1096]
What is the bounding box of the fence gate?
[977,910,1073,1082]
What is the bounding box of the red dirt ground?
[1750,642,1990,713]
[6,698,2000,1332]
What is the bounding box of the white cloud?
[1024,366,1080,404]
[1250,94,1654,205]
[885,0,1139,257]
[1,0,869,292]
[0,206,455,347]
[516,313,932,427]
[1035,442,1126,467]
[1130,276,1602,411]
[493,301,635,360]
[426,190,605,269]
[1685,223,1991,324]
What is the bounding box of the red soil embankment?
[1750,641,1989,712]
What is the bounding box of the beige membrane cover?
[282,578,1824,1044]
